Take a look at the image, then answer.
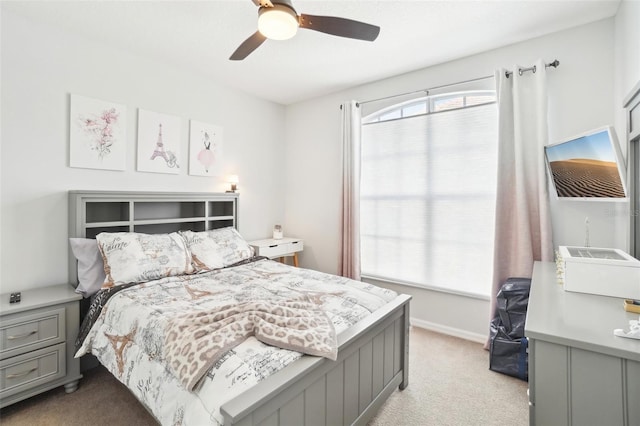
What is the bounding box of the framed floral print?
[70,94,126,171]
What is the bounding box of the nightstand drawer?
[0,343,66,397]
[0,308,65,359]
[257,241,303,258]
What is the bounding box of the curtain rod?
[357,75,493,106]
[506,59,560,78]
[353,59,560,107]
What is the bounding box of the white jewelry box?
[558,246,640,299]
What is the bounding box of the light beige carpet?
[368,327,529,426]
[0,327,528,425]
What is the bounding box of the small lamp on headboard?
[226,175,239,193]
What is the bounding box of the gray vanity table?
[525,261,640,426]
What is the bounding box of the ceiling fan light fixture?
[258,4,298,40]
[230,0,380,61]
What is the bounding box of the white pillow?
[69,238,106,297]
[96,232,193,288]
[181,227,254,272]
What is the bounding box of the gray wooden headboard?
[68,190,239,285]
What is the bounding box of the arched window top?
[363,90,496,124]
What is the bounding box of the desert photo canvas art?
[545,127,627,199]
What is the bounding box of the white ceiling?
[3,0,621,105]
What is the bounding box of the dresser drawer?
[0,308,65,359]
[0,342,66,397]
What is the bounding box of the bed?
[68,190,411,426]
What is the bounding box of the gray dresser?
[0,284,82,407]
[526,261,640,426]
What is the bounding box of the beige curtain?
[339,101,362,280]
[488,60,554,339]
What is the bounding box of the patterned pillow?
[96,232,193,288]
[180,227,254,272]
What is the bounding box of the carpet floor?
[0,327,529,425]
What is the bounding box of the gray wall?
[283,16,635,341]
[0,9,287,293]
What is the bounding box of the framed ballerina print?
[189,120,223,176]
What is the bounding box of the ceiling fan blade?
[230,31,267,60]
[299,14,380,41]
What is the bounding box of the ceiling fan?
[230,0,380,60]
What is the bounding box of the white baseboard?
[410,318,487,344]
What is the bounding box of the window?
[363,90,496,124]
[360,89,498,298]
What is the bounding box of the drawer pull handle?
[7,330,37,340]
[7,367,38,379]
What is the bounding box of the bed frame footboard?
[221,294,411,426]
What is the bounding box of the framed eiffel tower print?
[69,94,126,171]
[137,109,182,174]
[189,120,223,176]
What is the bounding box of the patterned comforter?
[75,257,397,425]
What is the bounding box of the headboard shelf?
[85,221,131,229]
[85,201,130,223]
[69,190,240,284]
[85,226,129,239]
[133,201,206,220]
[129,217,215,226]
[208,216,235,221]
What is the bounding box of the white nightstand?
[249,237,304,267]
[0,284,82,408]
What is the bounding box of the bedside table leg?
[64,380,79,394]
[293,253,299,267]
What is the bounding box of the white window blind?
[360,93,498,298]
